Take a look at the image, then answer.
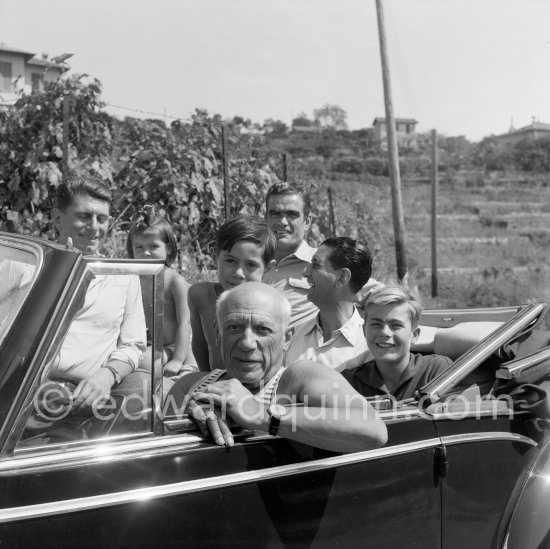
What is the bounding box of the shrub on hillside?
[514,138,550,172]
[333,156,363,175]
[364,157,387,176]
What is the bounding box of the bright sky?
[1,0,549,141]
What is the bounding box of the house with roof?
[0,44,71,102]
[372,117,418,141]
[493,118,550,148]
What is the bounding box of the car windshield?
[0,244,39,345]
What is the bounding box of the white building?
[0,44,71,103]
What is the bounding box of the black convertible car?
[0,231,549,548]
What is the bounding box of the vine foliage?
[0,76,282,271]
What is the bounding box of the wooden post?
[222,124,230,220]
[282,153,288,182]
[375,0,407,281]
[431,129,438,298]
[328,187,336,237]
[62,94,69,183]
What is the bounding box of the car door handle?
[435,445,448,478]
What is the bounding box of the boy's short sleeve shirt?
[343,352,452,400]
[262,240,318,328]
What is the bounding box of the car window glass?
[13,264,159,452]
[0,246,39,345]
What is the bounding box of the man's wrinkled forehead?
[221,298,283,325]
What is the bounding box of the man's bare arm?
[189,284,213,372]
[195,363,387,453]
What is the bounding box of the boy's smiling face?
[364,303,420,369]
[217,241,268,291]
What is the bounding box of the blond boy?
[343,286,452,400]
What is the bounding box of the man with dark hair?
[262,182,318,327]
[285,237,381,372]
[53,175,113,256]
[48,175,147,416]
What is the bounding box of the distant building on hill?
[493,118,550,147]
[372,117,418,141]
[0,44,71,103]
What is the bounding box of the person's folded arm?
[111,275,147,370]
[195,363,388,453]
[273,362,388,453]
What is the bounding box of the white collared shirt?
[52,273,147,382]
[285,306,372,372]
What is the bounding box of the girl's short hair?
[127,206,178,266]
[215,214,276,266]
[363,286,423,329]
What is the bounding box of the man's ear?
[411,325,421,344]
[283,326,294,352]
[213,319,221,347]
[303,211,312,233]
[264,259,276,274]
[337,268,351,287]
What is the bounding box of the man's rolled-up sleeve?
[110,275,147,370]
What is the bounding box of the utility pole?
[375,0,407,281]
[282,153,288,181]
[431,129,438,298]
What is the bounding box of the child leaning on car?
[342,286,452,401]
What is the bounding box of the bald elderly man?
[166,282,387,453]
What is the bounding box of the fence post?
[222,124,230,220]
[62,93,69,183]
[431,129,438,298]
[328,187,336,237]
[282,153,288,182]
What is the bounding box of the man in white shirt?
[49,175,147,414]
[285,236,381,371]
[262,183,318,328]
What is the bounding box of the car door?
[430,403,539,549]
[0,249,444,549]
[0,410,442,549]
[418,302,549,549]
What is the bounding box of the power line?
[104,102,189,121]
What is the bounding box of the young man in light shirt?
[48,175,147,420]
[285,236,381,371]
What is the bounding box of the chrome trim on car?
[419,306,519,328]
[440,432,537,447]
[4,433,206,474]
[0,437,443,523]
[0,430,537,523]
[496,346,550,382]
[86,258,165,276]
